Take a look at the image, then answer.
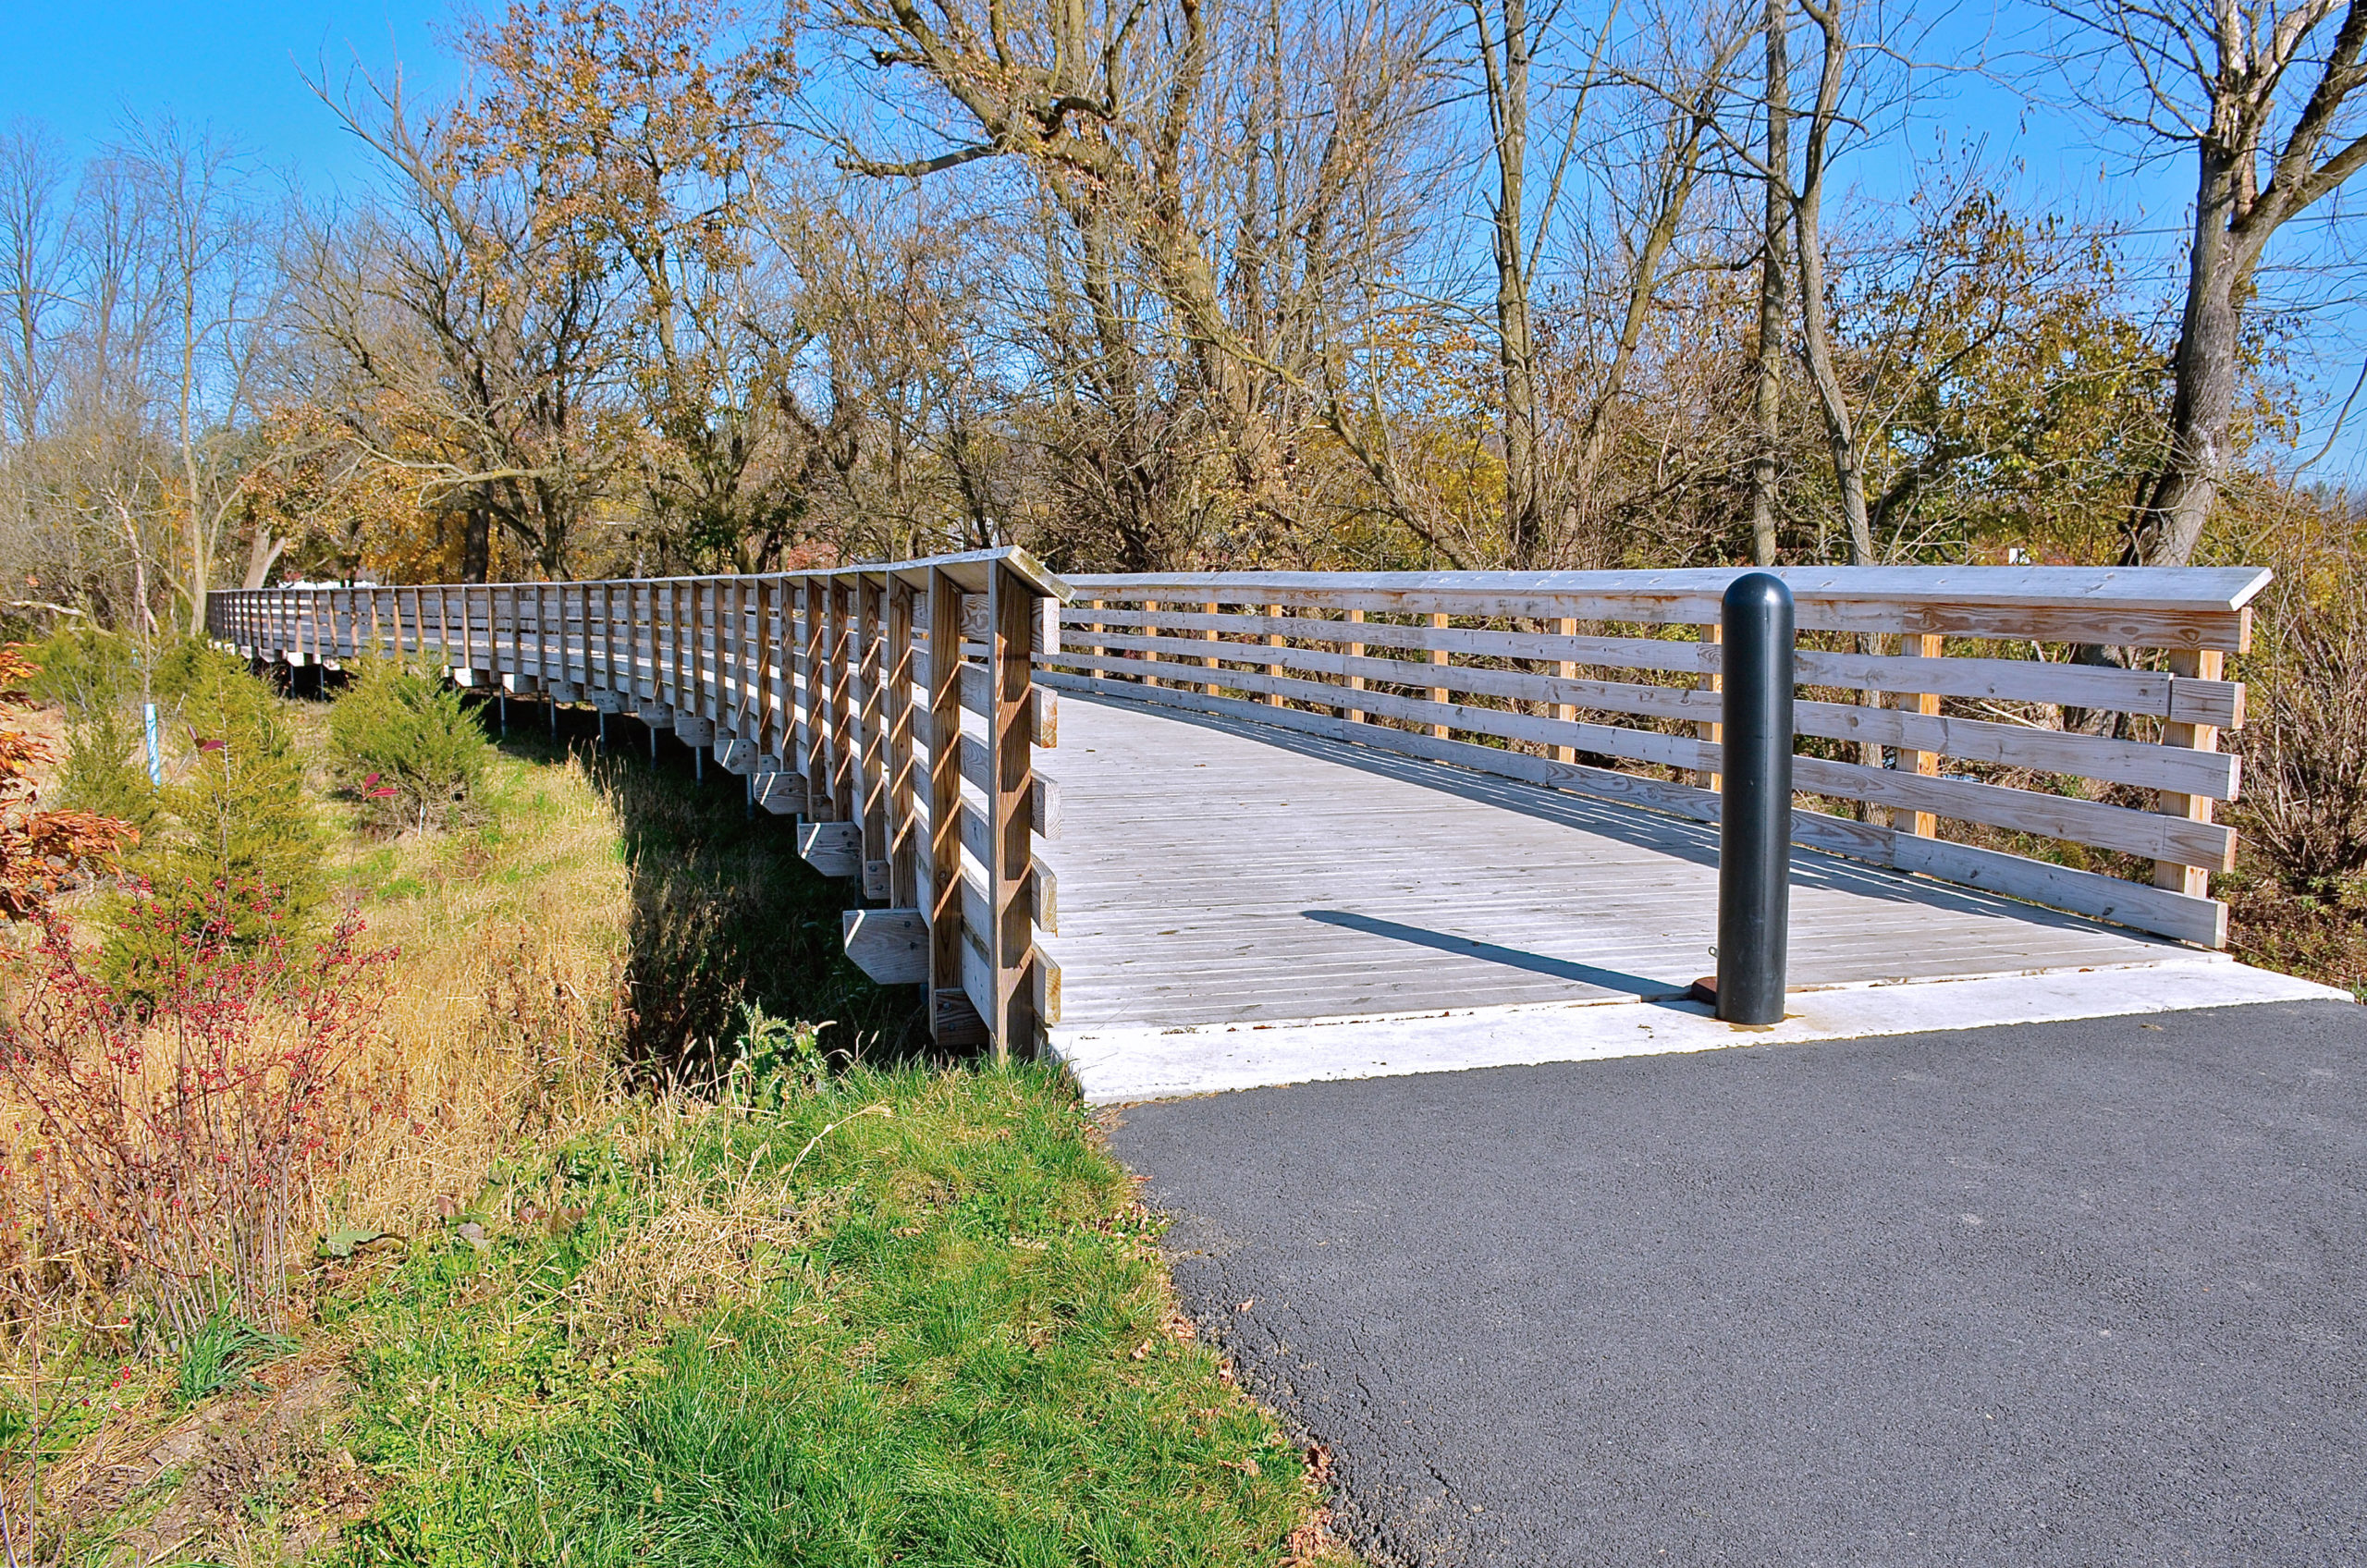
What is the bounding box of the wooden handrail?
[1042,566,2268,949]
[205,547,1069,1060]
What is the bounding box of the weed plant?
[176,1315,300,1407]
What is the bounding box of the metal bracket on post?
[1710,571,1795,1024]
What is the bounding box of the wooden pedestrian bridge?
[209,549,2343,1101]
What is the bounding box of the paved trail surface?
[1108,1000,2367,1566]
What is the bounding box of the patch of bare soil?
[55,1348,374,1563]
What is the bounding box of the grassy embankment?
[16,706,1345,1565]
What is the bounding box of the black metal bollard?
[1714,571,1796,1023]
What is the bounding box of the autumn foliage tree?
[0,645,133,923]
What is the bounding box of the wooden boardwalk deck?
[1041,693,2178,1047]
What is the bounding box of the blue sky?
[9,0,2363,477]
[3,0,466,192]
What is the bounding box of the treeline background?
[6,0,2367,624]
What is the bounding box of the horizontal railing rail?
[207,548,1070,1059]
[1044,566,2267,949]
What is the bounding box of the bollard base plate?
[1689,974,1792,1027]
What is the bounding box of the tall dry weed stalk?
[2244,601,2367,892]
[0,888,392,1343]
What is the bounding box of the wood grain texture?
[1032,690,2184,1036]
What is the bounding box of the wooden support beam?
[798,820,862,878]
[934,988,989,1048]
[842,908,930,985]
[859,574,889,870]
[802,577,831,818]
[829,577,855,818]
[888,577,920,907]
[754,768,807,815]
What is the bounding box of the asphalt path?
[1107,999,2367,1566]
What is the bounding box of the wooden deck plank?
[1037,695,2180,1036]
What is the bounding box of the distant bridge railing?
[209,548,1071,1060]
[1046,567,2264,949]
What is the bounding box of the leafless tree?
[2053,0,2367,566]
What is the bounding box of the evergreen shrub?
[327,658,494,833]
[106,660,325,989]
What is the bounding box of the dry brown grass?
[312,744,629,1243]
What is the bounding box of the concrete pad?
[1054,957,2352,1103]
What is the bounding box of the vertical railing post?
[1697,622,1723,790]
[858,573,889,897]
[1713,571,1795,1025]
[1263,602,1285,705]
[753,576,774,757]
[1426,611,1451,736]
[1551,614,1577,763]
[803,578,830,816]
[986,560,1038,1060]
[829,577,855,818]
[1899,632,1944,836]
[888,577,919,906]
[1344,606,1367,724]
[2153,646,2227,898]
[926,569,977,1047]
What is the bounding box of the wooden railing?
[207,549,1070,1059]
[1043,567,2266,949]
[213,559,2268,1047]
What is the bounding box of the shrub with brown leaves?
[0,644,133,923]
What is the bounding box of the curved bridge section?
[212,557,2331,1089]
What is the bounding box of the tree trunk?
[2127,148,2246,568]
[1792,0,1873,566]
[239,525,285,591]
[1749,0,1791,567]
[461,508,491,583]
[1481,0,1548,568]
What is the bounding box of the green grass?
[177,1316,301,1408]
[330,1067,1325,1566]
